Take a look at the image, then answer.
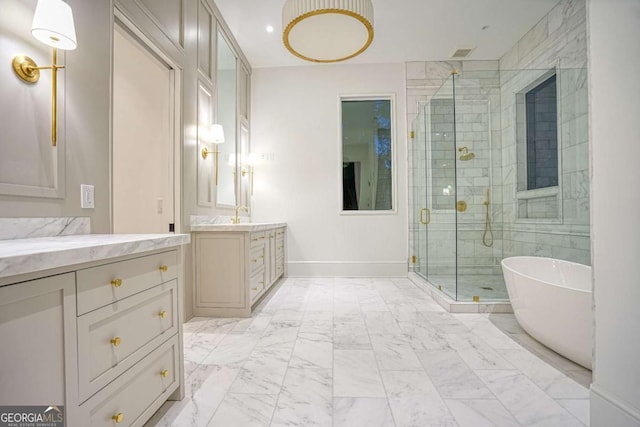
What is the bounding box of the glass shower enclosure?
[412,70,505,302]
[412,67,590,302]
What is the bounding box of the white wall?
[251,63,408,277]
[588,0,640,425]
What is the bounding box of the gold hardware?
[457,200,467,212]
[473,296,480,302]
[251,259,257,263]
[438,285,442,291]
[110,337,122,347]
[158,310,167,319]
[201,145,222,185]
[12,49,65,146]
[458,146,475,161]
[410,131,415,139]
[112,413,124,423]
[419,208,431,225]
[251,287,258,291]
[12,55,40,83]
[411,255,416,264]
[159,265,168,272]
[111,278,123,287]
[160,369,169,378]
[232,205,248,224]
[451,69,459,75]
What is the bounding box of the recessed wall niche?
[0,0,66,198]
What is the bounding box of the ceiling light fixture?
[266,25,274,33]
[282,0,374,63]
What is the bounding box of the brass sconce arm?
[202,145,221,185]
[12,48,65,147]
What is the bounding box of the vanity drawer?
[77,280,178,401]
[76,250,177,315]
[249,246,265,273]
[250,232,265,248]
[250,270,265,302]
[83,336,179,427]
[276,257,285,277]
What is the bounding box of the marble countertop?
[190,222,287,232]
[0,234,190,280]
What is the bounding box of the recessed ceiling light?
[266,25,274,33]
[482,25,489,30]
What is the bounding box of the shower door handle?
[420,208,431,225]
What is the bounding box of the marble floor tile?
[417,349,494,399]
[444,333,515,370]
[201,334,258,367]
[271,368,332,426]
[333,397,395,427]
[477,369,585,426]
[289,333,333,369]
[381,371,456,427]
[149,278,594,427]
[500,348,590,399]
[334,319,371,349]
[229,348,292,395]
[334,349,385,397]
[255,321,300,349]
[370,334,423,371]
[208,393,278,427]
[444,399,520,427]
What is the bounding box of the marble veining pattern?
[0,217,90,240]
[146,277,589,426]
[190,215,286,232]
[0,233,190,279]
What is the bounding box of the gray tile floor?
[146,277,590,426]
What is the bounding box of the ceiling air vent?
[451,47,475,58]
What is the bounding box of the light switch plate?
[81,184,95,209]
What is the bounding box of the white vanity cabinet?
[0,273,78,412]
[193,224,286,317]
[0,235,188,427]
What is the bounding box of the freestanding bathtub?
[501,256,593,370]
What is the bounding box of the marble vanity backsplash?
[190,215,249,227]
[0,217,91,240]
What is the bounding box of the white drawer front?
[250,231,265,249]
[77,250,177,315]
[249,246,265,274]
[83,337,178,427]
[77,281,178,401]
[250,270,265,303]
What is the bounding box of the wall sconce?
[12,0,77,147]
[247,153,257,196]
[201,124,224,185]
[228,153,248,177]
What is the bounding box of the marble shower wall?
[499,0,590,265]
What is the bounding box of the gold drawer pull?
[110,278,122,287]
[160,369,169,378]
[251,287,258,291]
[110,337,122,347]
[112,413,124,423]
[159,265,168,272]
[158,310,167,319]
[251,258,258,263]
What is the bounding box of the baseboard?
[591,385,640,427]
[286,261,407,277]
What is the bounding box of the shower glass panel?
[426,76,457,299]
[412,67,589,303]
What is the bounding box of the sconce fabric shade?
[31,0,77,50]
[210,124,225,144]
[282,0,373,63]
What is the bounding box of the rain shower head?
[458,146,475,161]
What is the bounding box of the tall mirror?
[216,31,237,207]
[341,97,394,211]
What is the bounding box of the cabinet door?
[195,233,246,308]
[269,231,277,284]
[0,273,77,406]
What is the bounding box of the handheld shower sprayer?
[482,188,494,247]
